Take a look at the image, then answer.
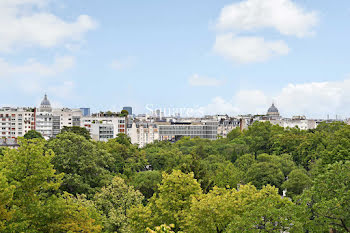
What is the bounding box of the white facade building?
[0,107,35,139]
[127,122,159,147]
[81,114,126,141]
[52,108,83,137]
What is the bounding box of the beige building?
[0,107,35,139]
[127,122,159,147]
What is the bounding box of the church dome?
[40,94,51,108]
[267,103,279,116]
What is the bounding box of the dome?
[40,94,51,108]
[267,103,279,116]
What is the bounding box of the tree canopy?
[1,121,350,232]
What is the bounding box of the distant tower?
[80,108,91,116]
[123,106,133,115]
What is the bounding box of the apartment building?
[81,113,126,141]
[0,107,35,139]
[127,121,159,147]
[52,108,83,137]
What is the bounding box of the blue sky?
[0,0,350,118]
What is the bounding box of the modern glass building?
[80,108,91,117]
[158,121,218,141]
[123,106,133,115]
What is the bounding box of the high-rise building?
[123,106,133,115]
[80,108,91,116]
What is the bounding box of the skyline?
[1,0,350,118]
[1,94,347,120]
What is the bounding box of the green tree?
[0,172,14,231]
[0,138,102,232]
[206,161,242,189]
[121,110,129,116]
[130,170,162,200]
[301,161,350,232]
[281,168,311,198]
[185,184,301,233]
[243,121,284,155]
[320,125,350,165]
[129,170,202,232]
[60,126,91,140]
[94,176,143,233]
[23,130,44,139]
[234,154,256,172]
[47,132,113,196]
[147,224,176,233]
[245,161,285,190]
[226,127,242,140]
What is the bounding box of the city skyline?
[1,93,347,120]
[1,0,350,118]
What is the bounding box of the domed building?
[36,94,53,139]
[266,103,280,119]
[39,94,52,111]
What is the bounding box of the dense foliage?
[1,121,350,232]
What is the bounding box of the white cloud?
[214,33,290,63]
[0,56,75,95]
[198,79,350,118]
[216,0,318,37]
[234,90,269,114]
[188,74,224,87]
[0,0,97,52]
[48,81,75,99]
[197,97,238,115]
[111,57,135,70]
[277,80,350,117]
[0,56,75,76]
[213,0,318,64]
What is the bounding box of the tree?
[225,185,302,232]
[227,127,242,140]
[60,126,91,140]
[205,161,242,189]
[234,154,256,172]
[281,168,311,198]
[47,132,114,196]
[0,138,102,232]
[245,162,285,190]
[115,133,131,146]
[185,184,301,233]
[130,170,162,200]
[23,130,44,139]
[121,110,129,116]
[94,176,143,233]
[147,224,175,233]
[243,121,284,155]
[301,161,350,232]
[0,172,14,231]
[129,170,202,232]
[320,126,350,165]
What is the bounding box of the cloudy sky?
[0,0,350,118]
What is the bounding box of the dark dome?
[40,94,51,107]
[267,103,279,115]
[268,104,278,113]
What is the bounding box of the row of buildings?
[0,95,345,148]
